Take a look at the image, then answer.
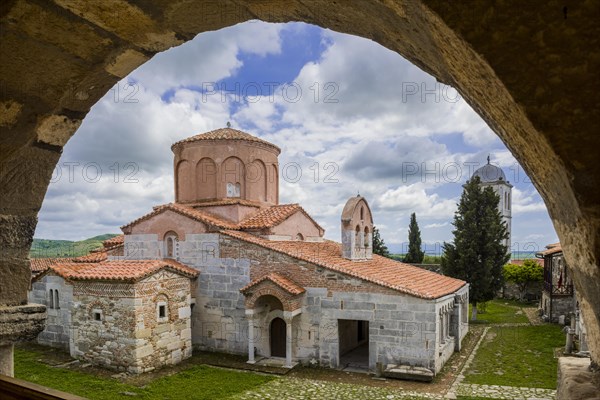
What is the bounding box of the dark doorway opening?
[338,319,369,372]
[270,317,286,357]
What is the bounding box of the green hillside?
[29,234,120,258]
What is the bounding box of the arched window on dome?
[226,182,241,198]
[164,231,179,259]
[355,225,361,248]
[296,233,304,241]
[364,227,370,248]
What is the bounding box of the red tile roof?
[239,204,323,232]
[121,203,239,232]
[186,199,262,208]
[537,243,563,256]
[221,231,466,299]
[30,258,72,277]
[38,259,198,283]
[72,250,108,263]
[103,235,124,250]
[171,128,280,153]
[122,202,322,233]
[240,272,305,295]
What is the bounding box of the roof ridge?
[220,230,466,299]
[171,128,280,153]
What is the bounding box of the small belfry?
[341,195,373,260]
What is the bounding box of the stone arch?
[221,156,245,199]
[176,160,193,202]
[196,157,217,200]
[163,230,179,259]
[246,289,295,312]
[1,0,599,369]
[246,159,267,203]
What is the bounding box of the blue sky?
[35,22,558,255]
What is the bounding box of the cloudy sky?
[35,22,558,255]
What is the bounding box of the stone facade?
[69,271,193,373]
[30,259,197,374]
[28,274,73,350]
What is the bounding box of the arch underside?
[0,0,598,367]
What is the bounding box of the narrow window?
[364,227,370,248]
[355,225,361,248]
[164,231,178,259]
[54,290,60,309]
[49,289,54,309]
[94,312,101,321]
[157,301,168,322]
[360,207,364,221]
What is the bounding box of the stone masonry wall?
[133,271,194,372]
[69,272,193,373]
[28,274,73,350]
[70,284,137,371]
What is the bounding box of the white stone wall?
[179,233,251,355]
[123,234,161,259]
[28,274,73,350]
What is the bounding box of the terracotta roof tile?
[171,128,280,153]
[43,259,198,282]
[221,231,466,299]
[30,258,72,276]
[537,243,562,256]
[239,204,323,232]
[121,203,239,232]
[103,235,124,250]
[240,272,305,295]
[72,251,108,263]
[122,202,321,234]
[186,199,262,208]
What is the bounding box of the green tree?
[372,226,390,258]
[403,213,424,263]
[441,176,509,320]
[503,259,543,300]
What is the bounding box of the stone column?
[453,302,462,351]
[0,344,14,376]
[246,310,255,364]
[285,316,293,368]
[0,304,47,377]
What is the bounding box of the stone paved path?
[232,377,444,400]
[456,383,556,399]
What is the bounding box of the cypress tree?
[441,176,509,320]
[404,212,425,263]
[372,226,390,258]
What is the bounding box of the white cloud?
[511,187,547,215]
[34,21,556,250]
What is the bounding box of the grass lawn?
[15,347,275,399]
[464,324,564,389]
[468,299,531,324]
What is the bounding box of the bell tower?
[341,195,373,260]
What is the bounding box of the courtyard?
[13,299,563,400]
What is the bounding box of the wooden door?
[270,317,286,357]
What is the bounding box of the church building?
[30,127,468,380]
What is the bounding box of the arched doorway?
[270,317,286,358]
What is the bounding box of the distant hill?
[30,234,120,258]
